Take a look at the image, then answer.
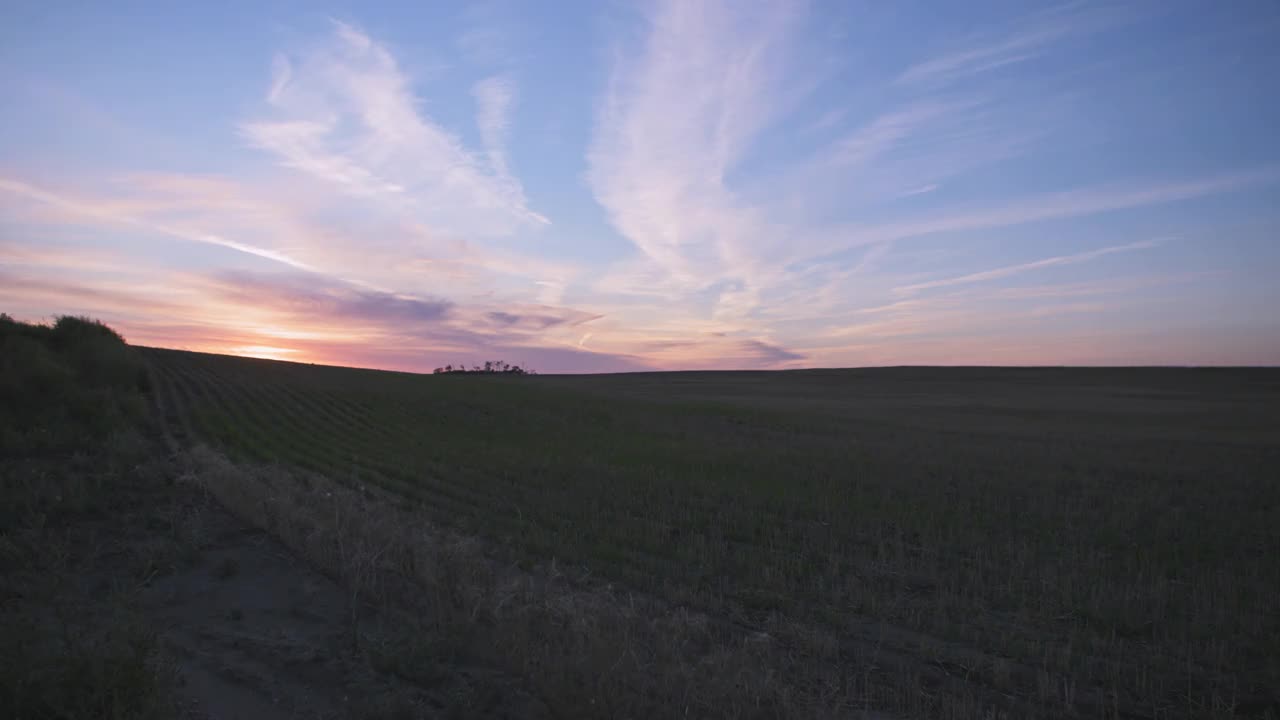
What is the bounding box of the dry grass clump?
[181,445,892,719]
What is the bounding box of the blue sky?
[2,0,1278,371]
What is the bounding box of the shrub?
[0,314,147,457]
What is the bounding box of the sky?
[2,0,1279,372]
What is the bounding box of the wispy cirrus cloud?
[588,0,1143,284]
[990,272,1222,300]
[806,168,1279,261]
[0,269,188,319]
[0,177,315,270]
[580,0,1279,368]
[895,2,1130,86]
[455,1,523,67]
[0,239,136,273]
[896,239,1162,295]
[827,102,963,169]
[897,27,1065,86]
[0,165,581,305]
[4,2,1276,370]
[484,307,600,331]
[631,336,805,370]
[241,21,547,237]
[900,184,939,198]
[472,74,515,176]
[588,0,800,288]
[202,270,454,327]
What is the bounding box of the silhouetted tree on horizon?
[432,360,533,375]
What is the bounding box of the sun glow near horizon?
[227,345,303,362]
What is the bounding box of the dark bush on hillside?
[432,359,534,375]
[1,313,177,718]
[50,315,149,390]
[0,314,148,455]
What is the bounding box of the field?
[3,315,1277,719]
[139,346,1280,719]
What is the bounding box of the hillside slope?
[142,345,1280,719]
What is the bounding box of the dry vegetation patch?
[181,446,882,719]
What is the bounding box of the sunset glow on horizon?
[3,1,1279,373]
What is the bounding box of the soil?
[139,492,551,720]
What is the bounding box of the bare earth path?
[131,483,550,720]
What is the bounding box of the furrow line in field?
[188,363,377,468]
[171,358,503,520]
[244,389,545,517]
[231,358,426,431]
[216,378,441,494]
[157,355,215,450]
[174,361,283,462]
[265,380,427,460]
[194,359,417,462]
[288,383,411,440]
[145,353,194,450]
